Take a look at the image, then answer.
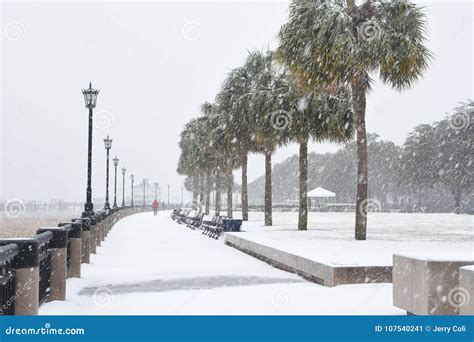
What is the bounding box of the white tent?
[307,187,336,198]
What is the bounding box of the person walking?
[152,199,159,216]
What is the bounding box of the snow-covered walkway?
[40,211,403,315]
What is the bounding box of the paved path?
[40,212,402,315]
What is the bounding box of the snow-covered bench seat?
[393,254,474,315]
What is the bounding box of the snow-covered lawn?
[232,211,473,266]
[40,211,403,315]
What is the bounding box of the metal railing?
[0,206,152,315]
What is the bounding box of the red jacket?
[152,200,159,209]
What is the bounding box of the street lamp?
[82,82,99,217]
[112,156,119,208]
[130,174,135,207]
[103,135,112,210]
[154,182,158,200]
[142,179,147,206]
[121,167,126,207]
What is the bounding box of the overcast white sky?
[1,0,472,203]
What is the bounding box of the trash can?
[222,219,242,232]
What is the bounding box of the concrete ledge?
[459,266,474,315]
[224,233,391,287]
[393,254,474,315]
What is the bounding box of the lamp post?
[121,167,126,207]
[142,179,147,206]
[103,136,112,210]
[82,82,99,217]
[154,182,158,200]
[113,156,119,208]
[131,174,134,207]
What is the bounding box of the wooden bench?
[171,208,189,221]
[202,216,225,239]
[176,209,192,224]
[203,217,242,239]
[186,213,204,229]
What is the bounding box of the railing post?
[0,234,53,315]
[69,220,82,277]
[100,212,106,241]
[37,227,68,301]
[0,244,19,316]
[104,214,109,237]
[76,218,91,263]
[90,216,97,254]
[94,214,101,248]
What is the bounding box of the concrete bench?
[225,234,391,287]
[393,254,474,315]
[459,266,474,315]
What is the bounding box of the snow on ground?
[229,211,474,266]
[40,211,402,315]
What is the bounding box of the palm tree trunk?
[192,174,199,210]
[298,139,308,231]
[264,150,272,226]
[241,153,249,221]
[352,76,368,240]
[205,170,211,214]
[215,171,221,215]
[227,166,233,218]
[199,172,205,211]
[454,189,462,214]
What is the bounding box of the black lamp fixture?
[103,135,112,210]
[82,82,99,217]
[112,156,119,208]
[130,174,135,207]
[121,167,126,207]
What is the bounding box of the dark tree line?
[248,101,474,214]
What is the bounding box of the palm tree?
[212,111,241,218]
[177,120,200,208]
[199,102,216,214]
[245,50,288,226]
[287,88,354,230]
[177,115,217,212]
[217,67,254,221]
[196,102,242,216]
[277,0,432,239]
